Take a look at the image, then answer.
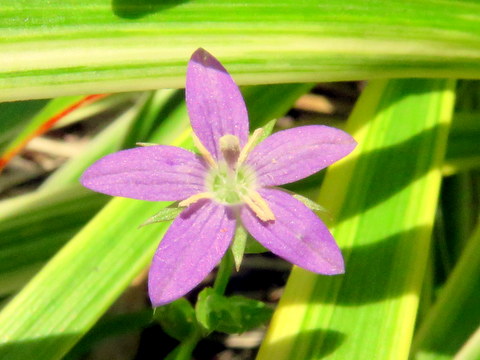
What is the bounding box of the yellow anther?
[238,128,264,166]
[242,190,275,222]
[179,192,212,207]
[192,133,217,168]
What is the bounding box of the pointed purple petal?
[246,125,356,186]
[148,200,236,306]
[80,145,207,201]
[186,48,249,159]
[241,188,344,275]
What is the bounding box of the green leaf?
[0,185,108,296]
[0,99,48,152]
[153,298,197,342]
[2,1,480,101]
[443,112,480,174]
[196,288,273,334]
[64,310,153,360]
[411,223,480,360]
[454,326,480,360]
[257,79,456,359]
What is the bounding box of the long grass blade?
[257,78,456,359]
[1,0,479,100]
[411,223,480,360]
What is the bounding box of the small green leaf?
[231,226,248,270]
[153,298,197,342]
[196,288,273,334]
[139,206,183,228]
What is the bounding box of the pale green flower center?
[206,162,257,205]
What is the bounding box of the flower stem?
[213,251,234,295]
[171,253,234,360]
[169,331,202,360]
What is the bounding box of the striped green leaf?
[0,91,173,295]
[1,0,480,101]
[257,78,455,359]
[443,113,480,174]
[0,100,48,152]
[0,185,108,296]
[411,223,480,360]
[455,326,480,360]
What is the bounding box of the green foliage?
[2,1,480,101]
[257,78,456,360]
[154,299,197,342]
[0,2,480,359]
[196,288,273,335]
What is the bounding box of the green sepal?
[195,288,273,334]
[139,205,183,228]
[257,119,277,142]
[292,193,328,213]
[153,298,198,342]
[231,225,248,270]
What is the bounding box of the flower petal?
[246,125,356,186]
[186,48,249,160]
[80,145,207,201]
[148,200,236,306]
[241,188,344,275]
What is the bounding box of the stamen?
[192,133,217,168]
[179,192,212,207]
[242,195,270,221]
[242,190,275,222]
[237,128,264,166]
[248,190,275,220]
[219,134,241,169]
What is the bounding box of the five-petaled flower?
[81,48,357,307]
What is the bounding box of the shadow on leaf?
[112,0,188,19]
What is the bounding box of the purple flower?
[81,48,357,307]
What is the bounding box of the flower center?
[206,162,257,205]
[181,131,275,221]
